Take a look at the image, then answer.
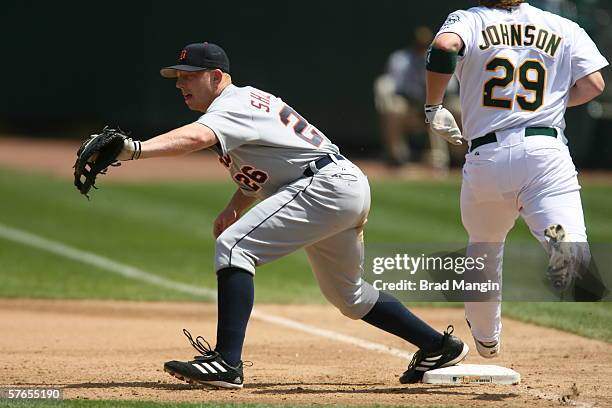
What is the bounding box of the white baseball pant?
[461,127,588,343]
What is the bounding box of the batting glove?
[424,105,463,146]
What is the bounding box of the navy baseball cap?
[160,42,230,78]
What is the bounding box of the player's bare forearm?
[226,188,257,214]
[213,188,257,238]
[213,188,256,239]
[568,71,605,107]
[137,123,219,159]
[426,72,454,105]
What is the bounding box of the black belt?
[469,127,557,152]
[303,154,345,177]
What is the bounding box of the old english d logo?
[178,49,187,62]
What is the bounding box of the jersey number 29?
[483,57,545,111]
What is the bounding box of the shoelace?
[408,324,455,369]
[183,328,215,357]
[182,328,254,368]
[439,325,455,348]
[407,349,423,369]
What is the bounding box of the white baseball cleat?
[474,337,501,359]
[465,319,500,358]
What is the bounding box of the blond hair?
[479,0,524,9]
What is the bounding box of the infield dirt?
[1,299,610,407]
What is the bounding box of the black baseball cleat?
[164,329,245,389]
[400,325,469,384]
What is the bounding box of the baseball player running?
[425,0,607,358]
[103,42,468,387]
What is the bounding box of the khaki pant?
[374,74,459,169]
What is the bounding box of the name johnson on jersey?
[478,24,562,57]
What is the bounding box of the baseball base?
[423,364,520,385]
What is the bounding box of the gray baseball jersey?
[198,84,341,198]
[199,83,379,319]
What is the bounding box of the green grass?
[0,167,610,342]
[503,302,612,340]
[0,168,318,303]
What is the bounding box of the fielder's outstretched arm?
[118,122,219,160]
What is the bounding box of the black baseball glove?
[73,126,131,197]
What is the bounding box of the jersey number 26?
[483,57,545,111]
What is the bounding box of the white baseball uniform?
[197,84,379,319]
[435,3,608,342]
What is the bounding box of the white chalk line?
[0,222,596,407]
[0,222,410,359]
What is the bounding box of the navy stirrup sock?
[362,291,444,352]
[215,267,254,366]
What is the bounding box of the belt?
[469,127,557,152]
[303,154,345,177]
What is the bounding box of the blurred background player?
[374,26,462,170]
